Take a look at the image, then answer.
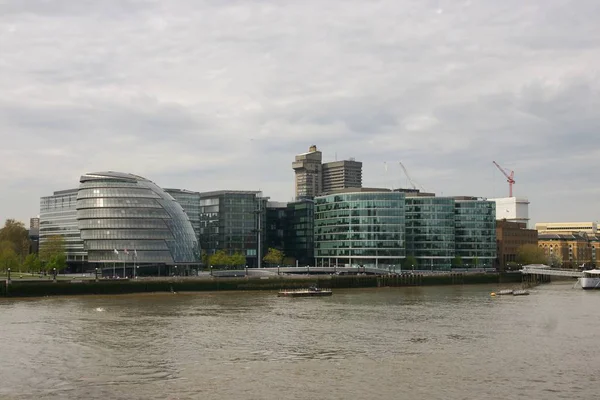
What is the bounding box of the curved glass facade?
[314,192,405,269]
[406,197,455,270]
[76,172,199,267]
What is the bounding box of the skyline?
[1,0,599,226]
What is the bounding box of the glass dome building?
[76,172,199,272]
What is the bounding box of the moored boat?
[278,286,333,297]
[579,269,600,290]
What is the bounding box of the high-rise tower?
[292,145,323,199]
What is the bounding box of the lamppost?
[7,268,11,283]
[52,268,56,282]
[136,266,139,278]
[174,265,178,276]
[210,265,213,276]
[95,268,98,282]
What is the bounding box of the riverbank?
[0,272,530,298]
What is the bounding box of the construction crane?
[492,161,515,197]
[399,161,424,191]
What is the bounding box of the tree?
[263,248,284,266]
[201,250,209,267]
[403,255,418,270]
[452,256,463,268]
[39,235,67,272]
[230,252,246,267]
[0,241,19,272]
[547,252,563,268]
[23,253,42,273]
[0,219,29,263]
[516,244,547,265]
[209,250,230,267]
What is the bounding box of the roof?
[80,171,149,183]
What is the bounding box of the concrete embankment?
[0,273,524,298]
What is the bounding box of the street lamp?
[52,268,56,282]
[210,265,213,276]
[95,267,98,281]
[136,266,139,278]
[174,265,178,276]
[7,268,11,282]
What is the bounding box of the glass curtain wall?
[314,192,405,270]
[405,197,455,271]
[454,200,497,268]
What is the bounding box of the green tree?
[403,255,418,270]
[0,241,19,272]
[452,256,463,268]
[39,235,67,272]
[0,219,30,264]
[23,253,42,273]
[263,248,285,266]
[201,250,209,267]
[230,252,246,267]
[547,252,563,268]
[516,244,547,265]
[209,250,230,267]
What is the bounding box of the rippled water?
[1,282,597,399]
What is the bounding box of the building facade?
[405,196,455,270]
[321,159,362,194]
[292,145,323,199]
[197,190,268,267]
[495,220,538,270]
[454,198,497,268]
[314,191,405,269]
[39,189,87,269]
[76,172,199,274]
[164,189,202,240]
[538,233,594,268]
[535,222,597,235]
[489,197,530,227]
[292,145,363,200]
[285,199,315,266]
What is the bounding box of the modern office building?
[197,190,268,267]
[164,189,202,239]
[76,172,199,275]
[292,145,323,199]
[39,189,87,270]
[314,190,405,269]
[489,197,530,227]
[454,198,497,268]
[535,221,597,235]
[321,159,362,194]
[495,220,538,270]
[292,145,363,199]
[285,199,315,266]
[405,196,455,270]
[266,201,288,254]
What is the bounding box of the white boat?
[579,269,600,290]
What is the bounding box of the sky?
[1,0,599,227]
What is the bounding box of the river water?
[0,282,597,399]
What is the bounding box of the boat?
[512,290,530,296]
[578,269,600,290]
[497,289,514,295]
[278,286,333,297]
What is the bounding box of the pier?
[520,265,582,278]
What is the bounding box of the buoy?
[490,292,496,297]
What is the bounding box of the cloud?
[0,0,599,225]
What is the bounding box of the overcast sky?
[1,0,598,227]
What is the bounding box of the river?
[0,282,597,399]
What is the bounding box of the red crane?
[493,161,515,197]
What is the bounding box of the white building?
[489,197,530,227]
[535,222,597,235]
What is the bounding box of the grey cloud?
[1,0,599,225]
